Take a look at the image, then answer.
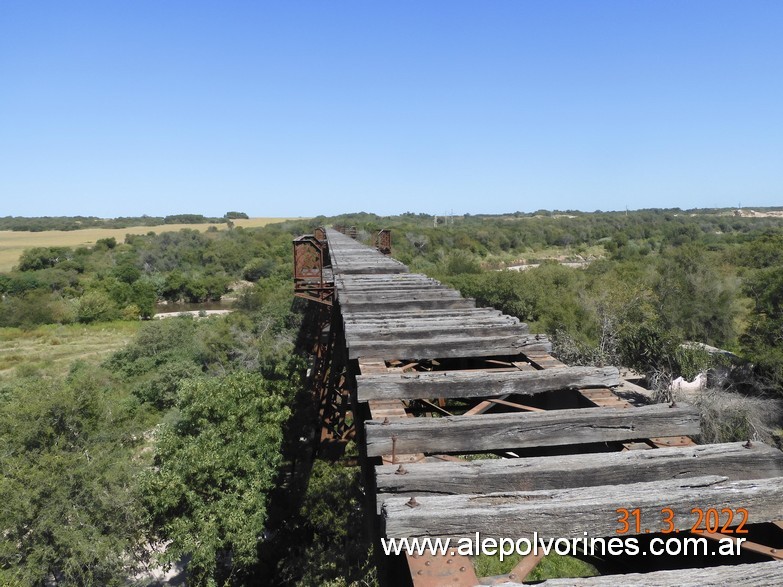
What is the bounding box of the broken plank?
[365,403,700,457]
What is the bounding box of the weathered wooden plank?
[339,290,464,303]
[525,562,783,587]
[382,475,783,539]
[341,288,455,297]
[346,325,529,344]
[343,308,509,322]
[357,366,619,402]
[345,322,530,342]
[375,442,783,497]
[345,312,518,324]
[335,261,389,266]
[332,253,405,260]
[345,318,522,333]
[365,403,700,456]
[336,275,436,283]
[337,278,441,285]
[340,286,442,294]
[347,334,551,360]
[346,324,525,338]
[341,298,477,313]
[330,257,409,274]
[337,281,445,288]
[334,265,408,275]
[336,278,443,287]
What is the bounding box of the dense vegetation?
[327,209,783,395]
[0,212,248,232]
[2,209,783,586]
[0,221,293,327]
[1,275,307,584]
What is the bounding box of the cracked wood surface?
[375,442,783,501]
[365,403,700,457]
[382,475,783,539]
[357,366,620,402]
[518,561,783,586]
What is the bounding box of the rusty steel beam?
[293,235,334,306]
[698,529,783,560]
[376,229,392,255]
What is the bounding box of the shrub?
[76,290,120,323]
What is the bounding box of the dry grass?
[0,321,141,377]
[690,387,783,444]
[0,217,300,271]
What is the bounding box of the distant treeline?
[0,212,249,232]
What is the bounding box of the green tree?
[142,372,293,585]
[17,247,73,271]
[653,245,739,347]
[742,267,783,391]
[76,290,119,323]
[0,365,147,585]
[131,279,158,318]
[242,257,277,281]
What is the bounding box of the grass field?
[0,321,142,377]
[0,217,299,271]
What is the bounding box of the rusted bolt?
[424,560,431,567]
[772,548,777,553]
[744,439,753,449]
[417,570,423,575]
[446,558,453,564]
[406,496,419,508]
[459,566,466,572]
[509,573,517,580]
[395,464,408,475]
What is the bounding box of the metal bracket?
[407,552,479,587]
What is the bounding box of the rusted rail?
[295,227,783,586]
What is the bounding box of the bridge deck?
[317,227,783,585]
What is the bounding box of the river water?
[154,300,234,314]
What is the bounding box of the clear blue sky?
[1,1,781,217]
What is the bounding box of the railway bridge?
[293,227,783,586]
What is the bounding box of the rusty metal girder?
[308,303,355,459]
[376,229,392,255]
[293,235,334,306]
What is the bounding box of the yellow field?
[0,217,300,271]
